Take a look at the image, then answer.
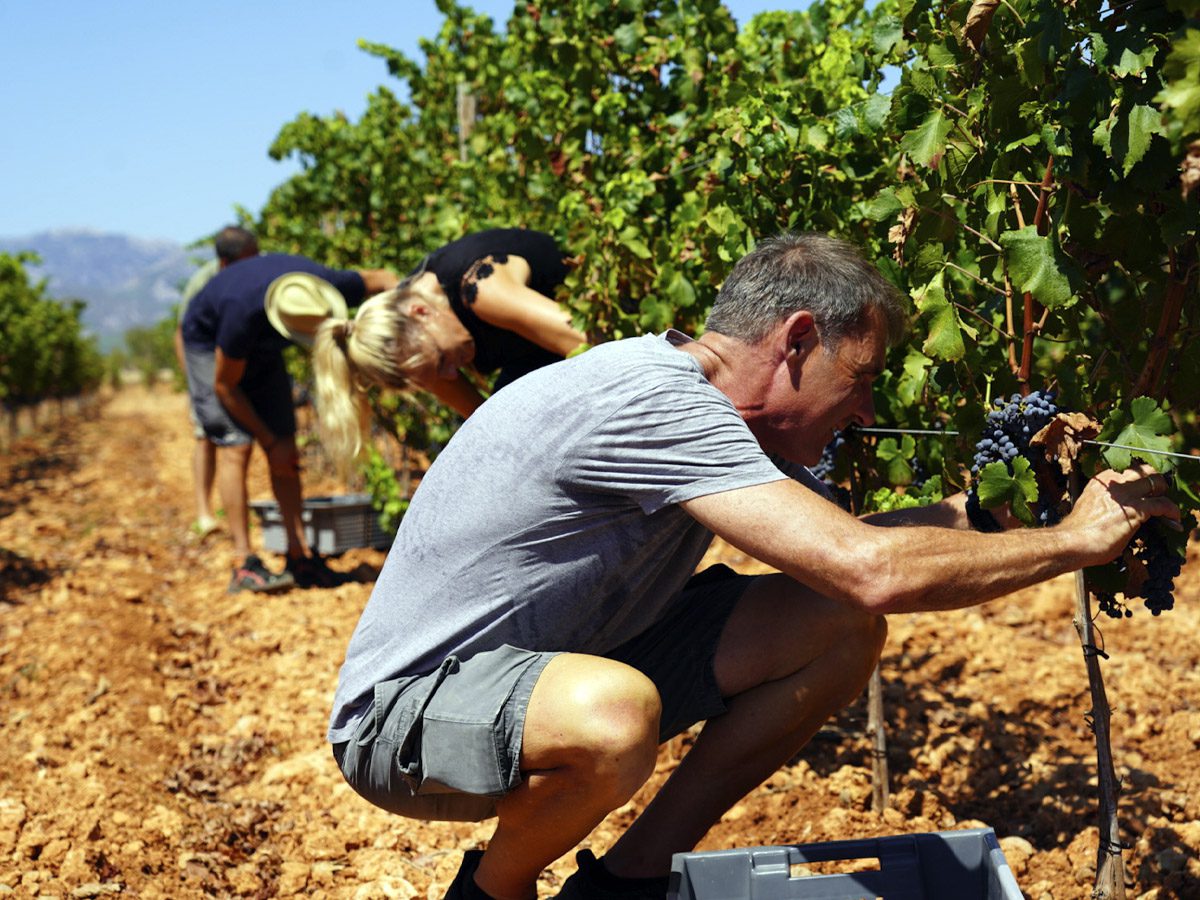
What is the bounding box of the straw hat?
[264,272,348,346]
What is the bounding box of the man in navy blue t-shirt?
[173,226,260,541]
[181,253,397,593]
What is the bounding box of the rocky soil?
[2,385,1198,899]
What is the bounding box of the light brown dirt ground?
[2,385,1198,899]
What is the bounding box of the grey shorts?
[182,345,295,447]
[187,403,206,440]
[332,564,755,821]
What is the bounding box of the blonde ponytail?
[311,287,438,473]
[313,318,370,472]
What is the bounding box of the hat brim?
[265,272,349,347]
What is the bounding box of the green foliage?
[977,457,1039,527]
[252,0,1199,545]
[862,475,944,513]
[360,446,411,533]
[1100,396,1177,472]
[875,434,917,485]
[124,315,181,388]
[0,252,103,406]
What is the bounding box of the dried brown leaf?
[1181,140,1200,201]
[889,208,917,263]
[1031,411,1102,474]
[963,0,1000,54]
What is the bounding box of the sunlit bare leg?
[216,442,253,562]
[268,435,310,559]
[605,573,887,876]
[472,654,662,900]
[193,438,217,525]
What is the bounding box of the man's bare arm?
[681,467,1177,616]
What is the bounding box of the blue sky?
[0,1,810,246]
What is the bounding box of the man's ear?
[784,310,818,361]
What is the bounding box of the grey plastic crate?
[249,494,395,555]
[668,828,1022,900]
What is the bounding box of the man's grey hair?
[705,232,908,350]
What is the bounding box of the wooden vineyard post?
[456,83,476,163]
[867,664,890,812]
[1070,470,1127,899]
[845,451,890,812]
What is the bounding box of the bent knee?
[837,606,887,667]
[858,608,888,655]
[527,656,661,793]
[568,662,661,756]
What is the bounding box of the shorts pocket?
[419,712,508,797]
[372,657,460,794]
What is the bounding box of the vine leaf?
[863,189,904,222]
[977,457,1039,526]
[1095,101,1165,180]
[872,16,904,56]
[1118,105,1166,175]
[876,435,916,486]
[1103,397,1175,473]
[999,226,1076,308]
[1156,28,1200,137]
[665,271,695,308]
[912,272,966,360]
[896,349,932,407]
[901,108,953,168]
[1112,43,1158,79]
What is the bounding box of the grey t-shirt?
[327,331,823,742]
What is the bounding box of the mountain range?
[0,229,204,351]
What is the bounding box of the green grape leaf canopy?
[226,0,1199,544]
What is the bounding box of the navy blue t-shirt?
[181,254,366,359]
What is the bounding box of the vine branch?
[1012,157,1055,392]
[1005,272,1019,374]
[953,299,1014,339]
[1071,469,1128,900]
[926,207,1003,251]
[944,261,1005,295]
[1133,239,1197,400]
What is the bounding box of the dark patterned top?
[415,229,570,387]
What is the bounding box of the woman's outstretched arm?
[468,254,587,358]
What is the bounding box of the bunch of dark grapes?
[1095,523,1185,618]
[1093,590,1129,619]
[910,456,929,490]
[811,431,853,512]
[810,431,846,483]
[966,390,1064,530]
[1139,525,1184,614]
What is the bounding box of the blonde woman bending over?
[313,228,586,466]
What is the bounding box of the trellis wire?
[854,427,1200,465]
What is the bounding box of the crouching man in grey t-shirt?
[326,233,1177,900]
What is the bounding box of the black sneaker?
[445,849,485,900]
[227,555,295,594]
[285,553,344,589]
[555,850,670,900]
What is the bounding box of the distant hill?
[0,229,206,351]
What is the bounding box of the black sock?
[593,857,670,893]
[463,877,495,900]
